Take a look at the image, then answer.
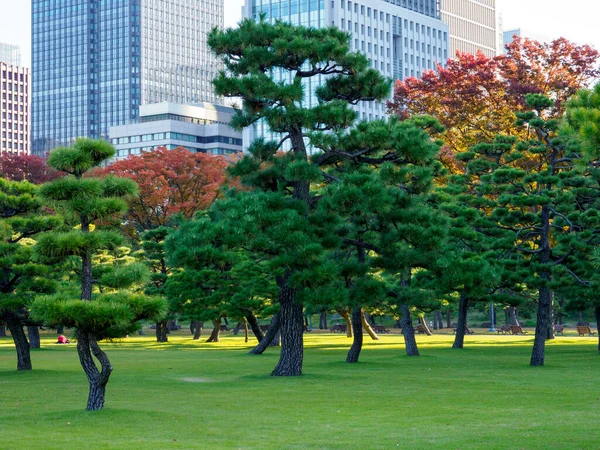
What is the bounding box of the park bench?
[497,324,511,334]
[415,324,428,334]
[452,325,475,335]
[577,326,597,336]
[330,324,347,333]
[553,324,565,336]
[510,325,528,335]
[373,325,390,334]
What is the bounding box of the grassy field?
[1,331,599,449]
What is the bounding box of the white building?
[109,102,243,160]
[441,0,498,58]
[242,0,449,149]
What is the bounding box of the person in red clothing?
[56,335,70,344]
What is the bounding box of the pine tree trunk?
[452,293,469,349]
[337,309,353,338]
[271,284,303,377]
[56,325,64,334]
[400,303,419,356]
[0,325,6,336]
[595,306,600,354]
[433,312,439,330]
[155,320,168,342]
[508,307,518,325]
[193,322,203,340]
[244,319,249,343]
[418,317,433,336]
[319,312,327,329]
[270,329,281,347]
[530,286,553,366]
[7,318,31,371]
[446,309,451,328]
[346,307,364,363]
[27,326,41,349]
[361,311,379,340]
[206,319,221,342]
[578,310,583,324]
[233,322,243,335]
[76,331,112,411]
[244,310,264,342]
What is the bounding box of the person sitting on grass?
[56,335,70,344]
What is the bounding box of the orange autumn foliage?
[95,147,230,236]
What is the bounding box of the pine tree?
[207,18,390,376]
[31,139,165,410]
[0,178,61,370]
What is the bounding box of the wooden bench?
[577,326,597,336]
[510,325,528,335]
[373,325,390,334]
[497,324,511,335]
[553,324,565,336]
[330,324,347,333]
[452,325,475,335]
[415,324,428,334]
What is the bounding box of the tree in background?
[31,139,165,410]
[94,146,230,238]
[207,18,390,376]
[388,37,600,160]
[0,152,64,184]
[0,178,61,370]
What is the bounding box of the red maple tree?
[388,37,600,157]
[95,147,231,235]
[0,152,65,184]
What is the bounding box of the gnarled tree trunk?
[27,326,41,349]
[446,309,452,328]
[346,307,364,363]
[596,306,600,354]
[531,286,553,366]
[361,311,379,341]
[0,325,6,336]
[418,317,432,336]
[337,309,353,338]
[206,319,221,343]
[271,283,303,377]
[190,321,203,339]
[452,293,469,349]
[77,331,112,411]
[319,312,328,330]
[7,317,31,371]
[400,303,419,357]
[249,313,281,355]
[155,320,168,342]
[244,310,264,342]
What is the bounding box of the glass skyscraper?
[242,0,448,148]
[31,0,224,156]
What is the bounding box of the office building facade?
[1,62,29,154]
[441,0,497,58]
[109,102,243,159]
[0,43,22,67]
[31,0,224,156]
[242,0,448,147]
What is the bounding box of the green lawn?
[1,332,598,449]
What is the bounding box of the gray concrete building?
[441,0,498,58]
[109,102,243,159]
[242,0,449,148]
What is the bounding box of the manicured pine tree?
[0,178,61,370]
[31,139,165,410]
[312,116,448,361]
[165,213,276,344]
[207,18,390,376]
[458,95,600,366]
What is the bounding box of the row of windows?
[1,122,27,131]
[115,144,240,158]
[112,132,243,146]
[1,71,27,82]
[1,140,27,151]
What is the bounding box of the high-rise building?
[0,43,22,67]
[31,0,224,157]
[1,61,30,154]
[242,0,449,147]
[441,0,497,58]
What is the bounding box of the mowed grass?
[1,332,599,449]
